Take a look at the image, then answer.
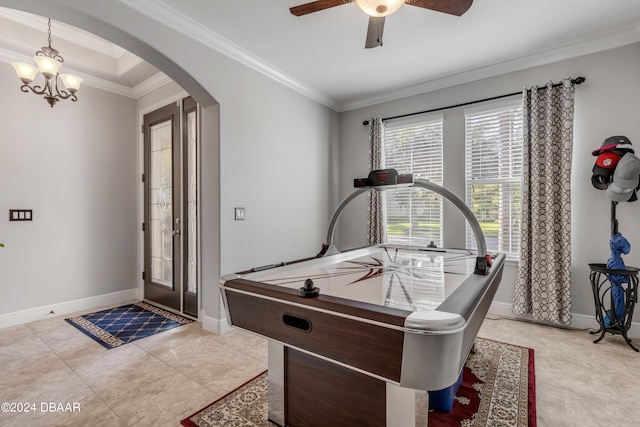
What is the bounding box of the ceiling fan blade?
[365,16,385,49]
[290,0,353,16]
[407,0,473,16]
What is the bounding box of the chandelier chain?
[47,18,52,48]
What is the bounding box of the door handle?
[172,229,181,236]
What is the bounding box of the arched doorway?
[0,0,221,321]
[0,0,216,107]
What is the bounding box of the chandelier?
[11,18,83,108]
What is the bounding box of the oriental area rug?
[65,301,193,349]
[181,338,536,427]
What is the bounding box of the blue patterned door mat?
[65,301,194,349]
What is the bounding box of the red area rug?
[181,338,535,427]
[430,338,536,426]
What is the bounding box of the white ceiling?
[2,1,640,109]
[146,0,640,111]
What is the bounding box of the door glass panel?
[150,119,173,288]
[186,110,197,294]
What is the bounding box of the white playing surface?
[242,245,477,312]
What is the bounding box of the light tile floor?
[0,305,266,427]
[478,315,640,427]
[1,305,639,426]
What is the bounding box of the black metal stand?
[611,201,618,235]
[589,263,639,352]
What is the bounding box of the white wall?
[0,64,138,316]
[338,42,640,323]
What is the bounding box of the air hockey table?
[220,170,506,427]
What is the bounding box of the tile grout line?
[25,321,131,426]
[131,338,199,426]
[129,327,266,425]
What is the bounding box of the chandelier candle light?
[11,18,83,108]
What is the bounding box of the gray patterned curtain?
[512,78,575,325]
[367,117,385,245]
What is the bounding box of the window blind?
[465,101,523,258]
[384,116,444,247]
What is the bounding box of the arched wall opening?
[0,0,336,332]
[0,0,222,327]
[0,0,217,107]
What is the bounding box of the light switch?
[9,209,33,221]
[234,207,245,221]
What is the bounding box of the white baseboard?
[200,310,234,335]
[0,288,139,329]
[489,301,640,339]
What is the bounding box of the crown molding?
[0,8,127,58]
[133,72,172,98]
[80,74,135,98]
[123,0,341,111]
[335,27,640,112]
[4,3,636,111]
[85,2,640,113]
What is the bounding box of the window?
[465,100,523,259]
[383,115,444,247]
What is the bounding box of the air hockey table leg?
[386,383,429,426]
[267,341,429,427]
[268,341,285,426]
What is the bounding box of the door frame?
[181,96,199,317]
[137,92,200,318]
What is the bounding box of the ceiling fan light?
[355,0,404,17]
[11,62,38,84]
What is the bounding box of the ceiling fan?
[290,0,473,48]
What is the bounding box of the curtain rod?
[362,76,585,126]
